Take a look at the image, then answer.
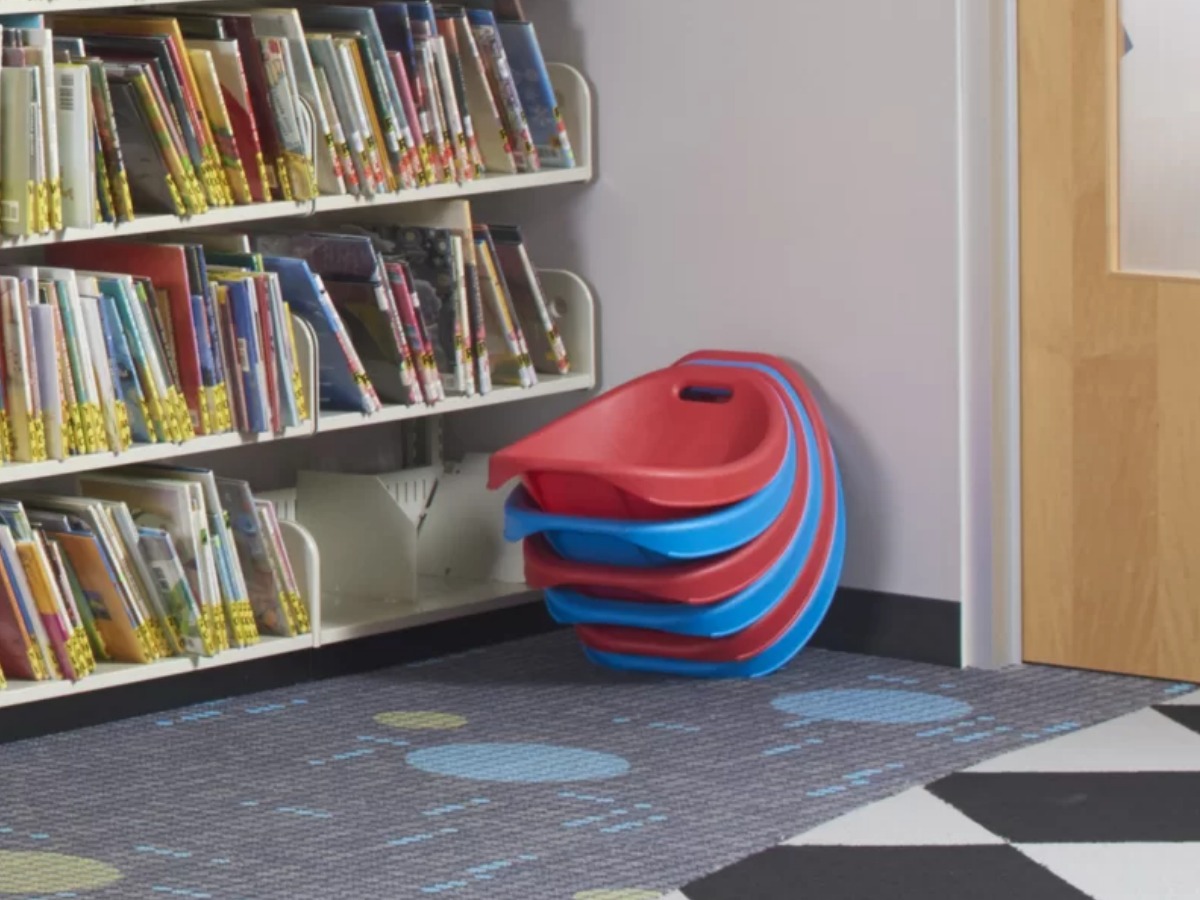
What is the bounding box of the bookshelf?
[0,16,597,710]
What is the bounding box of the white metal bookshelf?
[0,51,597,708]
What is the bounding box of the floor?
[670,686,1200,899]
[0,631,1188,900]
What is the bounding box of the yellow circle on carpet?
[375,711,468,730]
[573,891,662,900]
[0,851,122,894]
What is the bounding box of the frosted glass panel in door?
[1119,0,1200,274]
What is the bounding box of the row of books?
[0,465,308,687]
[0,212,567,464]
[240,213,570,412]
[0,0,574,236]
[0,239,311,465]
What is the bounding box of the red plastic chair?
[488,366,790,520]
[522,416,809,603]
[575,352,837,662]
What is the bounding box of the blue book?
[496,20,574,168]
[191,295,218,405]
[375,3,419,82]
[260,256,377,413]
[223,279,268,433]
[95,288,152,444]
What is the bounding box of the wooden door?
[1020,0,1200,681]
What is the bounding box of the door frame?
[959,0,1022,668]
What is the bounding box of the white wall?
[488,0,966,604]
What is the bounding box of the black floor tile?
[681,845,1092,900]
[928,771,1200,843]
[1155,705,1200,738]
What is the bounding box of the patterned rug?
[0,630,1187,899]
[672,688,1200,899]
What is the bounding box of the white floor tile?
[1164,689,1200,707]
[1017,843,1200,900]
[967,708,1200,773]
[784,786,1004,847]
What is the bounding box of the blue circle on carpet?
[772,689,972,724]
[406,743,630,783]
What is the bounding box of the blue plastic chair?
[503,394,798,567]
[543,362,822,636]
[583,463,845,679]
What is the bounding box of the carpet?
[0,631,1187,899]
[672,688,1200,899]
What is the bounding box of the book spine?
[436,16,486,175]
[88,60,136,222]
[56,66,96,229]
[314,65,360,196]
[375,258,421,406]
[464,256,491,395]
[386,50,430,186]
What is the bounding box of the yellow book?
[188,47,253,206]
[123,66,207,216]
[0,535,50,680]
[51,14,232,208]
[15,540,90,681]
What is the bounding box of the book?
[497,19,574,167]
[1,67,42,237]
[188,46,253,205]
[260,254,381,413]
[56,63,97,228]
[250,10,343,196]
[488,224,570,374]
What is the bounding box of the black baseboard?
[811,587,962,667]
[0,588,960,744]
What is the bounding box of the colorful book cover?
[260,255,380,413]
[489,224,570,374]
[137,526,206,657]
[86,57,136,221]
[260,35,316,201]
[325,278,418,405]
[188,46,253,205]
[474,233,532,386]
[384,259,442,402]
[215,477,294,637]
[497,20,574,167]
[386,226,469,393]
[51,529,147,664]
[249,8,345,196]
[187,36,272,203]
[467,8,538,172]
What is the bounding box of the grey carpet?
[0,631,1189,900]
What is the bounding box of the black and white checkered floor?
[666,688,1200,899]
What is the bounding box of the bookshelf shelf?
[318,581,532,646]
[319,373,593,433]
[0,423,314,487]
[0,171,592,251]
